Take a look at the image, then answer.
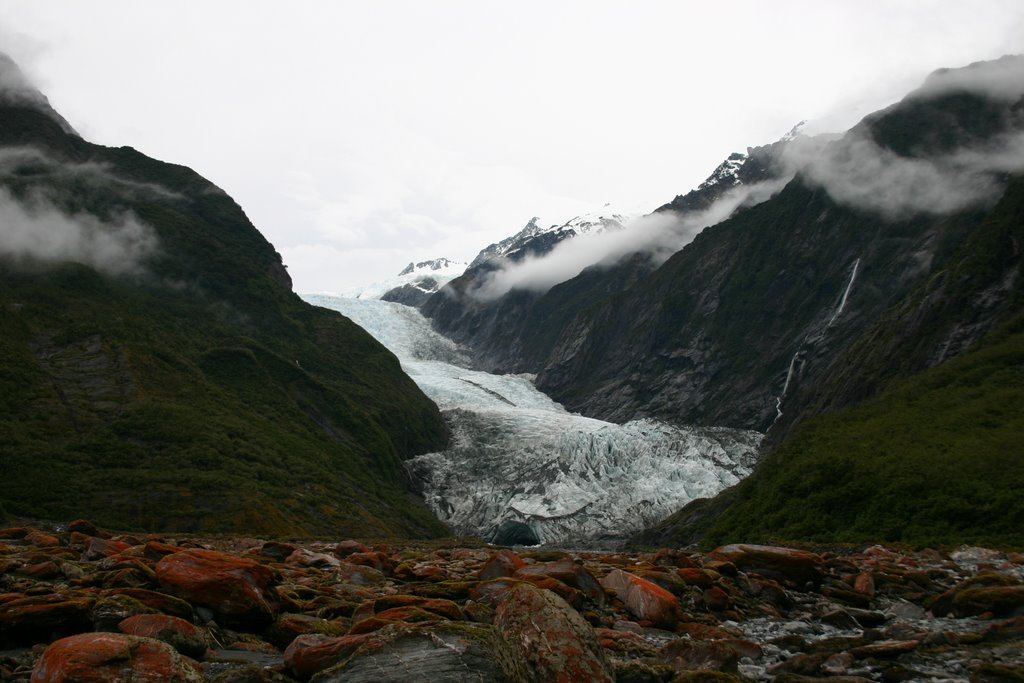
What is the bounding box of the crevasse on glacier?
[304,294,762,546]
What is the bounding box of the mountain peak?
[0,53,78,136]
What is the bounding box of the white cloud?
[473,179,789,300]
[0,186,157,276]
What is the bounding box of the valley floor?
[1,521,1022,681]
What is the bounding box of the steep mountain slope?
[535,59,1023,439]
[633,171,1024,548]
[421,209,636,370]
[0,56,448,536]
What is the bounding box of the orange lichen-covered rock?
[30,632,202,683]
[155,549,278,628]
[118,614,208,660]
[494,582,613,683]
[284,633,373,680]
[601,568,680,629]
[707,544,824,589]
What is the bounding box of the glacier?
[304,294,762,546]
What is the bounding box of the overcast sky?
[1,2,1022,292]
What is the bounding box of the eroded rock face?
[31,632,203,683]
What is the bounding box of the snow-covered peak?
[470,205,633,268]
[398,257,463,277]
[332,256,467,301]
[697,152,748,191]
[780,120,808,143]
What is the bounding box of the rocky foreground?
[1,522,1022,682]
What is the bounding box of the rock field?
[1,521,1022,682]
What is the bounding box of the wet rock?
[970,663,1024,682]
[678,623,739,640]
[702,586,731,611]
[156,549,279,628]
[334,563,385,586]
[333,540,371,558]
[928,571,1020,616]
[92,593,158,631]
[951,585,1024,617]
[82,537,131,561]
[981,615,1024,642]
[106,588,195,621]
[821,652,855,674]
[653,548,698,568]
[516,557,605,606]
[31,632,203,682]
[309,623,529,683]
[494,581,613,682]
[707,544,823,589]
[372,595,464,620]
[0,593,95,645]
[678,567,718,588]
[849,638,920,658]
[283,633,370,680]
[820,609,861,630]
[209,665,299,683]
[119,613,209,659]
[660,638,740,673]
[285,549,340,569]
[601,568,680,629]
[266,613,345,649]
[853,572,875,597]
[260,541,298,562]
[477,549,525,580]
[345,552,394,574]
[66,519,101,536]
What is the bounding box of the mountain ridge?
[0,57,450,537]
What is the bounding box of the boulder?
[706,544,823,589]
[494,581,614,682]
[284,633,373,680]
[30,632,202,682]
[952,586,1024,617]
[310,623,528,682]
[156,549,278,628]
[477,550,526,580]
[118,614,209,659]
[0,593,95,645]
[600,568,680,629]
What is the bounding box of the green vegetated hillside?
[633,171,1024,550]
[695,319,1024,549]
[0,69,448,537]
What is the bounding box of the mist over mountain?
[423,54,1024,548]
[0,54,448,537]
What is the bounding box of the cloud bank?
[913,54,1024,102]
[784,130,1024,220]
[0,186,157,276]
[473,179,789,300]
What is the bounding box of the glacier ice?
[304,293,762,546]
